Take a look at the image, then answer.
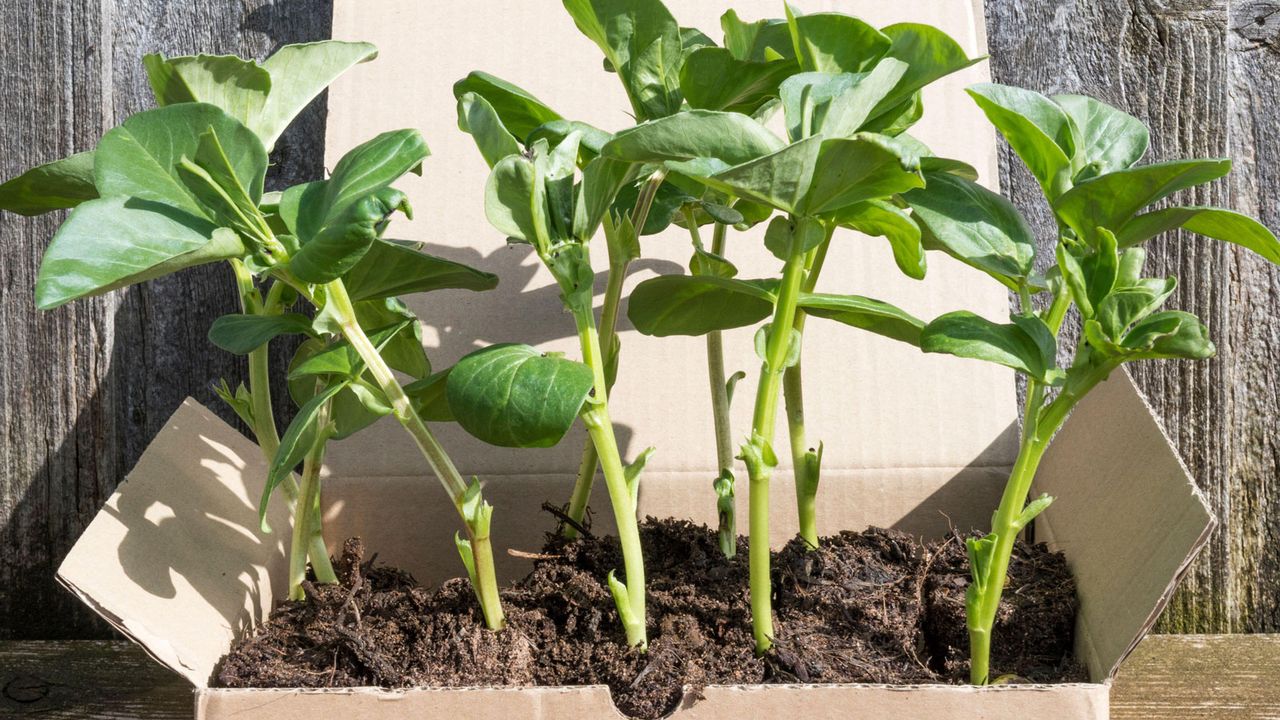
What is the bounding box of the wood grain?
[1,637,1276,718]
[984,0,1280,632]
[0,1,331,639]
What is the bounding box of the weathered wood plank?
[1112,634,1280,718]
[984,0,1280,632]
[0,1,332,639]
[0,636,1275,718]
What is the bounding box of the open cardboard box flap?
[54,0,1213,715]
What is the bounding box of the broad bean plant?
[903,83,1280,683]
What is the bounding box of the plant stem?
[696,219,739,558]
[229,261,334,584]
[322,279,504,630]
[575,310,648,649]
[288,398,330,600]
[745,222,812,654]
[783,229,832,549]
[561,173,665,539]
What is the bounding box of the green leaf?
[405,369,453,422]
[290,187,411,283]
[819,60,911,139]
[603,110,784,166]
[966,534,998,591]
[95,103,268,219]
[456,92,522,168]
[485,154,541,243]
[1116,206,1280,264]
[143,53,271,131]
[904,172,1036,289]
[453,71,564,142]
[342,239,498,301]
[212,379,256,429]
[628,274,777,337]
[1121,311,1215,361]
[290,320,419,379]
[0,152,99,216]
[690,247,737,278]
[800,134,924,214]
[287,340,388,440]
[562,0,684,120]
[679,47,796,115]
[670,136,822,214]
[798,292,924,345]
[1052,94,1148,179]
[921,311,1059,383]
[870,23,982,120]
[721,10,794,62]
[255,41,377,151]
[1052,159,1232,244]
[1015,494,1054,530]
[446,343,595,448]
[828,200,925,280]
[35,198,246,310]
[208,313,313,354]
[176,129,271,241]
[779,72,856,142]
[623,446,655,507]
[785,7,890,74]
[1096,277,1177,340]
[966,83,1075,200]
[579,157,640,239]
[260,381,344,531]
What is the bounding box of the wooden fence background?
[1,0,1276,638]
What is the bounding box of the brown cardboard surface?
[196,683,1108,719]
[55,400,290,688]
[321,0,1021,487]
[1033,369,1215,680]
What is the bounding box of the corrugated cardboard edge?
[1034,368,1215,681]
[196,681,1108,719]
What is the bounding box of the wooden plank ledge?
[1,635,1277,718]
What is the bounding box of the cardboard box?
[55,0,1215,718]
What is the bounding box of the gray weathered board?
[0,0,1277,639]
[2,636,1278,718]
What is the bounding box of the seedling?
[903,83,1280,684]
[0,44,506,626]
[616,11,980,652]
[451,78,657,644]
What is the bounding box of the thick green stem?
[562,174,664,539]
[745,227,811,654]
[288,400,330,601]
[576,311,647,649]
[322,279,504,629]
[230,262,334,584]
[782,230,832,550]
[466,522,505,631]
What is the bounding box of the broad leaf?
[800,134,924,214]
[1122,311,1214,360]
[628,274,777,336]
[457,92,522,168]
[562,0,684,120]
[604,110,784,166]
[819,59,910,139]
[967,83,1074,199]
[779,72,855,141]
[798,292,924,345]
[1096,277,1177,340]
[143,53,271,131]
[870,23,982,120]
[290,187,411,283]
[1053,94,1148,179]
[1053,159,1232,244]
[453,71,564,141]
[922,311,1059,383]
[829,200,925,280]
[447,343,595,448]
[721,10,794,62]
[670,136,822,214]
[208,313,313,354]
[785,8,890,74]
[1116,206,1280,264]
[343,239,499,301]
[0,152,99,216]
[904,172,1036,289]
[176,129,271,241]
[485,154,540,243]
[404,369,454,422]
[95,103,268,218]
[256,41,378,150]
[679,47,795,115]
[35,198,246,309]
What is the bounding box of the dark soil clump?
[219,521,1083,718]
